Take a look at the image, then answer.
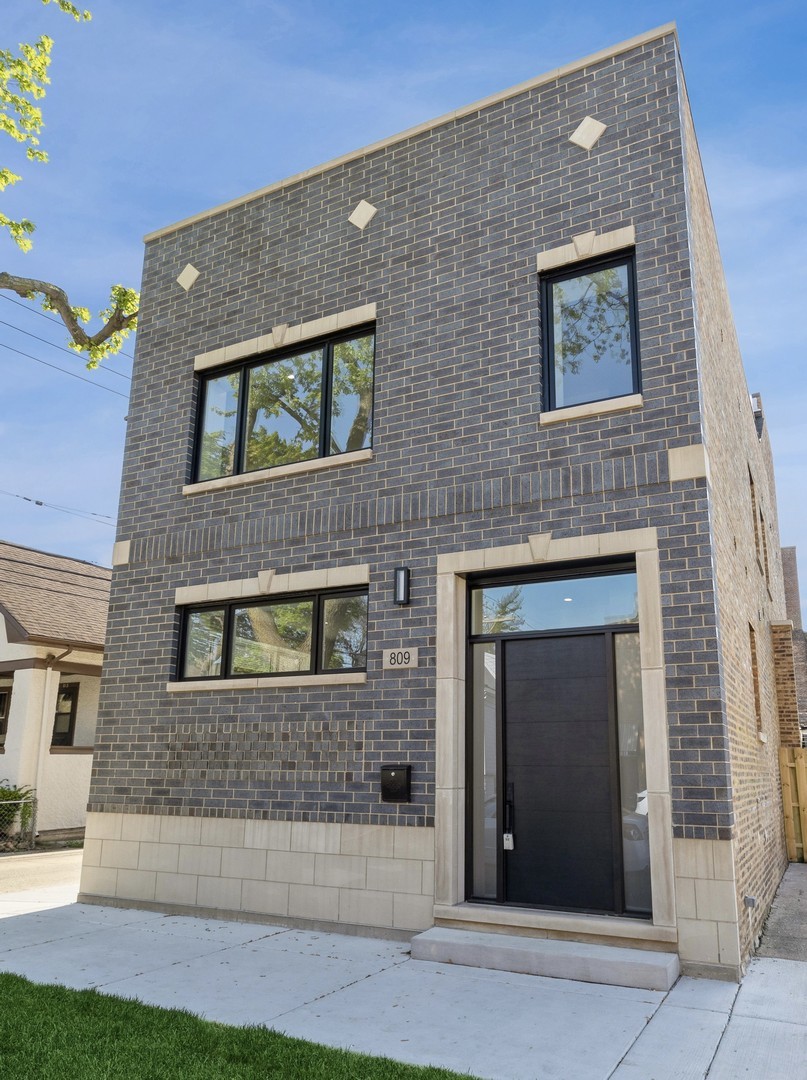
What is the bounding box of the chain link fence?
[0,793,37,851]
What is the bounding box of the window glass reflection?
[232,601,313,674]
[321,594,368,670]
[471,572,638,635]
[245,350,324,471]
[184,608,225,677]
[552,260,634,408]
[198,373,240,481]
[329,335,374,453]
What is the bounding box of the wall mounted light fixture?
[393,566,410,605]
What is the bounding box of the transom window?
[51,684,79,747]
[180,590,369,679]
[542,254,639,410]
[195,328,375,482]
[471,568,638,636]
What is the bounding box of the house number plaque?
[382,647,419,669]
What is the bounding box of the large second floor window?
[542,254,639,410]
[195,327,375,482]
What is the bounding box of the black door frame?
[465,566,639,916]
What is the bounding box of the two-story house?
[79,24,801,987]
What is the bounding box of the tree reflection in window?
[545,257,638,409]
[180,590,368,679]
[195,330,375,481]
[232,600,313,674]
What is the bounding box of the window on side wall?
[541,254,640,410]
[51,684,79,747]
[179,589,369,680]
[195,327,375,482]
[0,686,10,748]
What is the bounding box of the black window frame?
[541,252,641,412]
[178,587,369,681]
[193,324,376,483]
[51,683,79,747]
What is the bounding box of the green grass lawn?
[0,973,475,1080]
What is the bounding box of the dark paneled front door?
[502,635,622,912]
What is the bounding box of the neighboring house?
[80,23,801,985]
[0,541,111,832]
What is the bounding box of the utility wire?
[0,487,116,527]
[0,291,136,361]
[0,340,129,399]
[0,317,131,381]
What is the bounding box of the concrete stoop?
[410,927,679,991]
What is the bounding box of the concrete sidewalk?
[1,851,806,1079]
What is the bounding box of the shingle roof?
[0,540,111,649]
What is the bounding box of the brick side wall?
[676,62,788,959]
[771,623,801,746]
[782,547,807,739]
[90,35,731,863]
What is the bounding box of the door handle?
[503,782,515,850]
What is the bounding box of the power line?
[0,291,136,361]
[0,488,117,527]
[0,317,131,381]
[0,340,129,399]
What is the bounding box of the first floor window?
[0,686,10,748]
[180,589,368,679]
[51,684,79,747]
[196,327,375,482]
[542,253,639,410]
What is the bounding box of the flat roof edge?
[145,23,677,244]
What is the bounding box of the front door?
[468,569,651,917]
[503,634,620,911]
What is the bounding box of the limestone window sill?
[183,448,373,496]
[539,393,643,426]
[167,672,367,692]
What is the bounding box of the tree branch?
[0,270,138,363]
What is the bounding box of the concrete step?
[410,927,679,991]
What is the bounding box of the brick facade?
[82,27,791,977]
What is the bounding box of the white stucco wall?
[0,622,102,831]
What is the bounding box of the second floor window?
[542,254,639,410]
[196,327,375,482]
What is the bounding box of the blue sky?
[1,0,806,611]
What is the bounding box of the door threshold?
[433,902,677,944]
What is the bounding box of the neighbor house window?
[51,684,79,747]
[542,254,639,410]
[195,328,375,481]
[180,590,368,679]
[0,686,10,748]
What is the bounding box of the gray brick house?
[80,24,800,984]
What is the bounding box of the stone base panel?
[80,812,435,933]
[673,837,742,978]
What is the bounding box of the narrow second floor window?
[542,254,640,410]
[195,328,375,482]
